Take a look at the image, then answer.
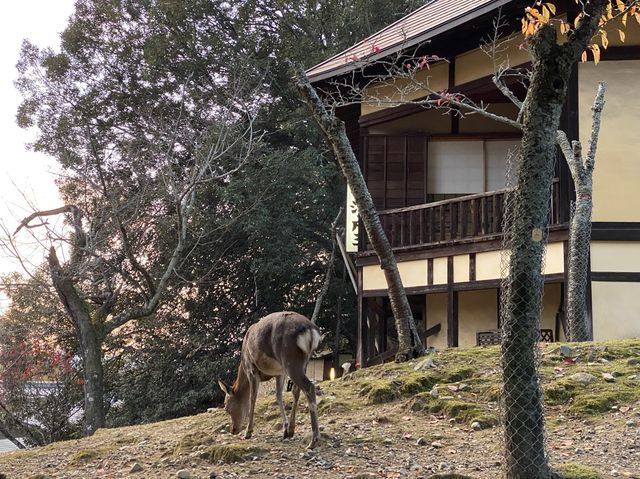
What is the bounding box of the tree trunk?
[292,64,424,361]
[566,186,594,342]
[78,325,106,435]
[333,264,346,374]
[500,25,572,479]
[0,421,25,449]
[563,83,605,343]
[48,248,105,435]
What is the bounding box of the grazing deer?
[218,311,321,449]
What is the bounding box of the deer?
[218,311,321,449]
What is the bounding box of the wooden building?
[307,0,640,366]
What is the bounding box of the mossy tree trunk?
[500,4,608,477]
[48,247,105,435]
[292,64,424,361]
[558,83,605,342]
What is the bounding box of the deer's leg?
[285,384,300,439]
[288,370,319,449]
[275,375,289,438]
[297,375,319,449]
[244,371,259,440]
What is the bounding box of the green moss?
[469,413,499,428]
[69,445,115,466]
[357,364,477,405]
[203,444,266,464]
[173,431,216,456]
[569,389,633,414]
[479,383,501,402]
[399,372,438,395]
[407,393,491,426]
[317,398,355,414]
[426,474,475,479]
[555,462,603,479]
[359,379,399,404]
[545,380,579,405]
[441,366,477,383]
[439,400,482,422]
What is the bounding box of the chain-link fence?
[498,147,553,478]
[566,198,593,342]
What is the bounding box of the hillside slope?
[1,340,639,479]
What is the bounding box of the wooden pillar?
[447,256,459,347]
[356,268,365,368]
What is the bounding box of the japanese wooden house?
[307,0,640,366]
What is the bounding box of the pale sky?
[0,1,76,309]
[0,1,76,282]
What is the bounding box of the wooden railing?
[373,179,563,249]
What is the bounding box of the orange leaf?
[619,29,626,42]
[622,12,628,26]
[616,0,626,12]
[574,13,583,28]
[542,5,551,21]
[590,44,601,65]
[581,50,588,63]
[527,7,541,19]
[601,30,609,49]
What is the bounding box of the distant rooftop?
[307,0,514,82]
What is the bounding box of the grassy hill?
[1,339,639,479]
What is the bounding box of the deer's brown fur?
[218,311,321,449]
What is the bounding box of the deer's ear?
[218,380,232,396]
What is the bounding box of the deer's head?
[218,380,248,435]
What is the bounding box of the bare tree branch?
[311,207,343,324]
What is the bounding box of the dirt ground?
[1,340,639,479]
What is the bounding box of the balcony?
[366,179,564,251]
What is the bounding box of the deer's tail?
[296,327,321,356]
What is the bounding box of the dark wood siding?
[364,135,427,210]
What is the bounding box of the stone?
[569,372,597,384]
[627,358,640,366]
[177,469,191,479]
[471,422,482,431]
[431,441,444,448]
[430,387,439,399]
[626,420,636,427]
[602,372,616,383]
[416,437,428,446]
[559,345,573,357]
[414,358,435,371]
[209,473,218,479]
[130,463,143,473]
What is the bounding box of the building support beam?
[356,269,365,367]
[447,256,459,347]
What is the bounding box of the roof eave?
[307,0,514,84]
